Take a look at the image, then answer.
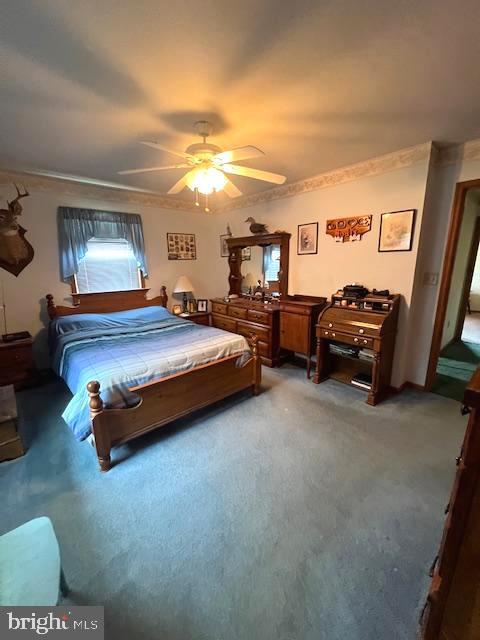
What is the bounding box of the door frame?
[425,178,480,390]
[454,216,480,340]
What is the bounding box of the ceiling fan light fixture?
[187,166,227,195]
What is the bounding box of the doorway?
[427,182,480,401]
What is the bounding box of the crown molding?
[0,168,197,212]
[217,141,434,213]
[434,138,480,167]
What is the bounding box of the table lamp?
[243,272,256,295]
[173,275,194,313]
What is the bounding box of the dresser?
[419,368,480,639]
[211,298,280,366]
[0,336,37,390]
[279,295,327,378]
[314,293,400,405]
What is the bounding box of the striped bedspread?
[50,308,249,441]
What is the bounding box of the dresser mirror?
[226,232,291,299]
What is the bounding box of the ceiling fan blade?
[223,177,242,198]
[140,141,193,159]
[214,146,264,165]
[167,172,191,194]
[222,163,286,184]
[118,164,190,175]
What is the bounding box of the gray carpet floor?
[0,365,467,640]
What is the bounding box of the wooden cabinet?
[211,298,280,366]
[419,369,480,640]
[313,295,400,405]
[0,384,24,462]
[0,336,37,390]
[279,295,327,378]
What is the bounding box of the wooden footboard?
[87,336,261,471]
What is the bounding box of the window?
[75,238,142,293]
[263,245,281,282]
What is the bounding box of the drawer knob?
[359,329,364,334]
[363,339,368,344]
[324,331,329,336]
[328,323,333,328]
[354,337,359,343]
[331,332,336,337]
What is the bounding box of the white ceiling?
[1,0,480,205]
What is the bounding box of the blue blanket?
[51,307,249,440]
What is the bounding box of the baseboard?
[391,381,426,394]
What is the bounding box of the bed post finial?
[248,334,261,396]
[87,380,103,416]
[160,285,168,308]
[46,294,56,319]
[87,380,111,472]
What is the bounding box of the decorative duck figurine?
[245,217,268,235]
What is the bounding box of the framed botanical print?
[297,222,318,255]
[220,234,230,257]
[378,209,416,252]
[167,233,196,260]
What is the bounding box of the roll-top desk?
[313,293,400,405]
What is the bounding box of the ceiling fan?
[118,121,286,211]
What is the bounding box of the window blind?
[76,238,140,293]
[264,246,281,282]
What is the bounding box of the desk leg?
[313,338,329,384]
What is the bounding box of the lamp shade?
[173,275,194,294]
[243,272,256,287]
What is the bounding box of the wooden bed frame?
[46,287,261,472]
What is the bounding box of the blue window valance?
[58,207,148,282]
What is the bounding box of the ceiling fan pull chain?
[205,192,210,213]
[194,188,199,207]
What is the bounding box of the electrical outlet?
[423,272,439,286]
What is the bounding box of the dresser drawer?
[247,308,270,325]
[236,320,270,342]
[212,302,228,315]
[257,340,270,358]
[228,305,247,320]
[211,315,236,332]
[320,329,374,349]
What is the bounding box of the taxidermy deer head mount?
[0,184,34,276]
[0,184,29,233]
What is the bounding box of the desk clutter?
[314,284,400,405]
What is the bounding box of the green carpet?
[433,340,480,402]
[0,366,467,639]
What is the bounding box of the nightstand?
[0,335,37,390]
[183,312,211,326]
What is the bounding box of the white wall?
[219,158,432,387]
[0,187,230,366]
[405,149,480,384]
[470,246,480,312]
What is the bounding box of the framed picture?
[220,234,230,257]
[378,209,416,252]
[297,222,318,255]
[241,247,251,261]
[197,299,208,312]
[172,305,182,315]
[167,233,196,260]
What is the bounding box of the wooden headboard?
[46,287,168,319]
